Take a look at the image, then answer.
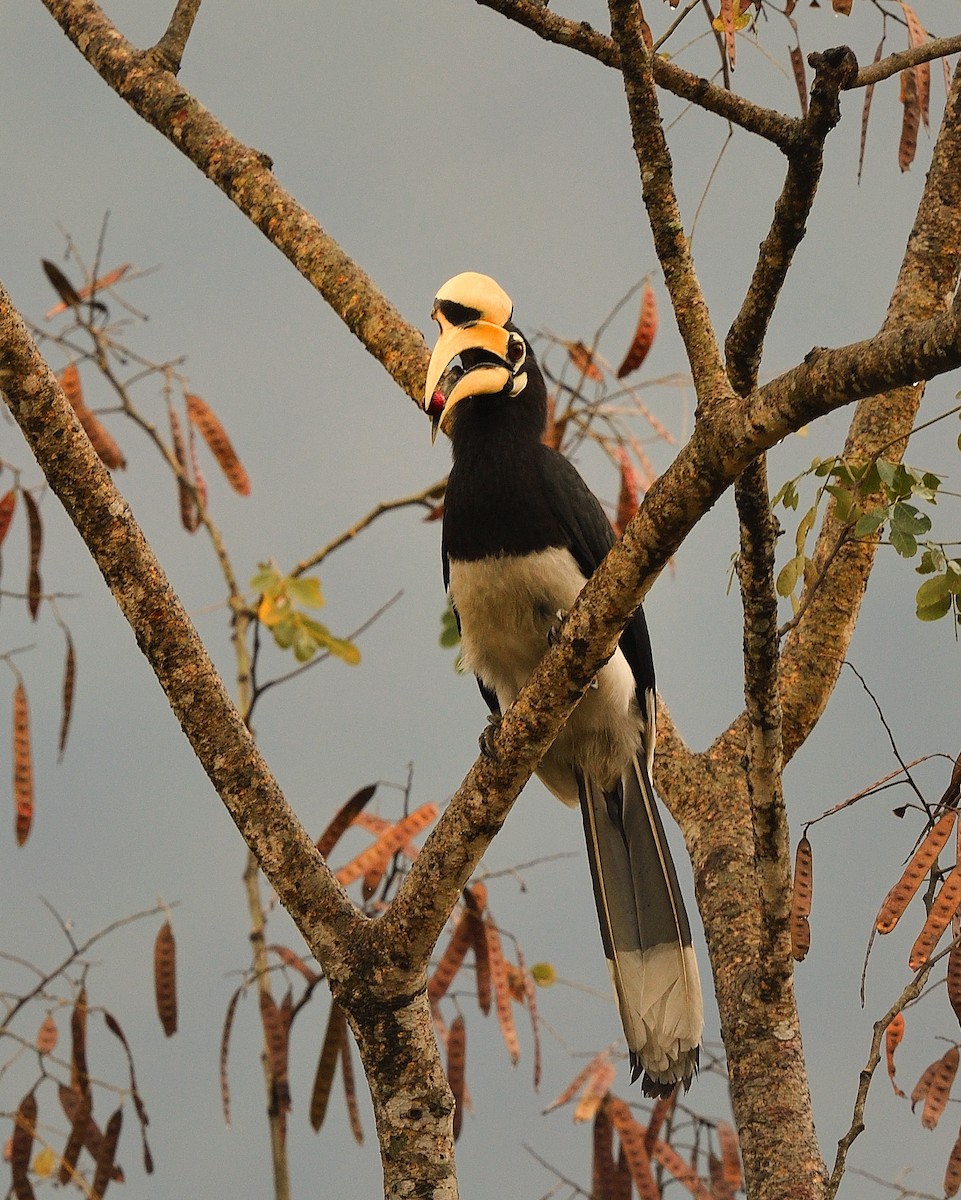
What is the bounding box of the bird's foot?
[547,609,568,647]
[479,713,502,759]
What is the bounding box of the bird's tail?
[579,754,703,1097]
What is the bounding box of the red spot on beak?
[428,391,446,420]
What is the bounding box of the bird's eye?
[506,335,526,365]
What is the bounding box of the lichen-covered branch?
[0,276,365,984]
[779,60,961,759]
[40,0,430,405]
[607,0,731,409]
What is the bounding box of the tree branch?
[725,46,857,395]
[778,59,961,758]
[607,0,731,410]
[39,0,430,405]
[473,0,799,149]
[146,0,203,74]
[852,33,961,89]
[0,276,366,987]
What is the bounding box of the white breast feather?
[448,549,644,806]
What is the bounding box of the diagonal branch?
[0,277,367,987]
[40,0,430,405]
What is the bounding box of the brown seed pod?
[36,1013,57,1055]
[13,682,33,847]
[485,916,519,1066]
[154,921,178,1036]
[791,835,814,961]
[57,1088,91,1186]
[921,1045,959,1129]
[333,803,437,888]
[341,1030,364,1145]
[21,489,42,621]
[885,1011,906,1097]
[650,1135,714,1199]
[617,280,658,379]
[58,628,76,763]
[59,364,125,469]
[0,488,16,547]
[606,1096,659,1200]
[447,1014,466,1141]
[573,1058,617,1124]
[310,1001,346,1132]
[566,340,604,383]
[91,1107,122,1199]
[185,393,250,495]
[876,810,956,934]
[910,864,961,971]
[11,1092,37,1200]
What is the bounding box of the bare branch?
[0,276,366,987]
[726,47,858,396]
[39,0,430,405]
[473,0,799,149]
[146,0,203,74]
[607,0,731,410]
[852,33,961,90]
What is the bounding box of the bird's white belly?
[448,549,643,805]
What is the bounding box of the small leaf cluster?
[251,563,360,665]
[772,456,954,621]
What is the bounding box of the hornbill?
[423,272,702,1095]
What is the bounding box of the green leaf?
[794,505,818,556]
[271,615,297,649]
[853,509,886,539]
[440,606,461,648]
[250,562,282,594]
[824,484,853,523]
[875,458,898,491]
[916,548,944,575]
[287,575,325,608]
[889,528,917,558]
[776,554,805,598]
[890,502,931,538]
[946,560,961,595]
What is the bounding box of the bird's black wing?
[538,446,655,698]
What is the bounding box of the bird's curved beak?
[424,320,512,443]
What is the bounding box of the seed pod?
[36,1013,57,1055]
[185,393,250,496]
[606,1096,659,1200]
[921,1046,959,1129]
[310,1002,346,1132]
[11,1092,37,1200]
[876,810,956,934]
[0,488,16,546]
[485,916,519,1066]
[910,864,961,970]
[447,1014,466,1141]
[617,280,658,379]
[573,1058,616,1123]
[13,682,33,846]
[791,835,814,961]
[154,921,177,1036]
[21,489,42,620]
[886,1011,906,1097]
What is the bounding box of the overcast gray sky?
[3,2,961,1197]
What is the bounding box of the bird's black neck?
[444,390,560,562]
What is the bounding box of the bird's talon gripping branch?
[478,713,502,759]
[547,608,568,647]
[423,273,703,1096]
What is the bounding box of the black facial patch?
[435,298,482,327]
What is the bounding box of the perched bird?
[423,272,702,1095]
